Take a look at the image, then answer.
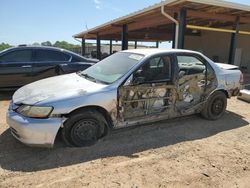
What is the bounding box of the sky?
[0,0,250,46]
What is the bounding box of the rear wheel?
[62,110,107,147]
[201,91,227,120]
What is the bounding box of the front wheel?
[201,91,227,120]
[62,110,107,147]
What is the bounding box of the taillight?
[240,73,244,84]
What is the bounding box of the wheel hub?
[212,99,224,115]
[71,119,98,146]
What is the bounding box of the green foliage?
[53,41,81,50]
[0,43,12,51]
[41,41,52,46]
[32,42,40,46]
[0,41,82,52]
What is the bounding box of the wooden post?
[109,40,113,54]
[178,9,187,49]
[156,41,159,48]
[229,16,240,65]
[81,38,85,56]
[96,35,101,60]
[122,24,128,50]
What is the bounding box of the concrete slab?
[238,84,250,103]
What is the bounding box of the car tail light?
[240,73,244,84]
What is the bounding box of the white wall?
[185,24,250,72]
[238,24,250,69]
[185,31,231,63]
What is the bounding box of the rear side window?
[71,56,85,62]
[177,55,206,75]
[34,50,70,62]
[0,50,32,62]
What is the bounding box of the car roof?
[2,45,86,59]
[122,48,202,57]
[8,45,68,52]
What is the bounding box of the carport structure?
[74,0,250,68]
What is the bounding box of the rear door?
[0,49,33,88]
[175,53,216,113]
[32,49,71,82]
[118,54,177,123]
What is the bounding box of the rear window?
[34,50,70,62]
[177,55,206,75]
[0,50,32,62]
[71,56,85,62]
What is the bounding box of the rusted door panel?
[175,72,217,114]
[118,84,176,121]
[176,74,206,109]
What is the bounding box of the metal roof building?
[74,0,250,73]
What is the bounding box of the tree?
[41,41,52,46]
[0,43,11,51]
[53,41,80,50]
[32,42,40,46]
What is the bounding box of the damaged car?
[7,49,243,147]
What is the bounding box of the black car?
[0,46,98,90]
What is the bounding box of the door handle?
[21,65,32,68]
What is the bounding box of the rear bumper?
[7,110,63,148]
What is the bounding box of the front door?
[31,49,70,82]
[118,54,177,124]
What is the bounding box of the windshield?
[79,52,144,84]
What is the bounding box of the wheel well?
[66,106,114,129]
[215,89,230,98]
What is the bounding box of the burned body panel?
[117,72,218,128]
[118,85,176,121]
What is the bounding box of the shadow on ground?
[0,111,248,172]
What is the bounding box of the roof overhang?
[74,0,250,41]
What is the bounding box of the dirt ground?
[0,92,250,188]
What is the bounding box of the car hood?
[13,73,107,105]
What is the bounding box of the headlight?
[16,105,53,118]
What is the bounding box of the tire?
[201,91,227,120]
[62,109,107,147]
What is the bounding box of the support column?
[229,16,240,65]
[134,41,137,49]
[156,41,159,48]
[81,38,85,56]
[178,9,187,49]
[109,40,113,55]
[96,35,101,60]
[122,24,128,50]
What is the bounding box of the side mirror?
[133,69,145,84]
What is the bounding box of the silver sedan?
[7,49,242,147]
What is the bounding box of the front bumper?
[7,109,63,148]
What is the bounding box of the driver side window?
[134,55,172,84]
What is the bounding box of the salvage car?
[7,49,243,147]
[0,46,98,90]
